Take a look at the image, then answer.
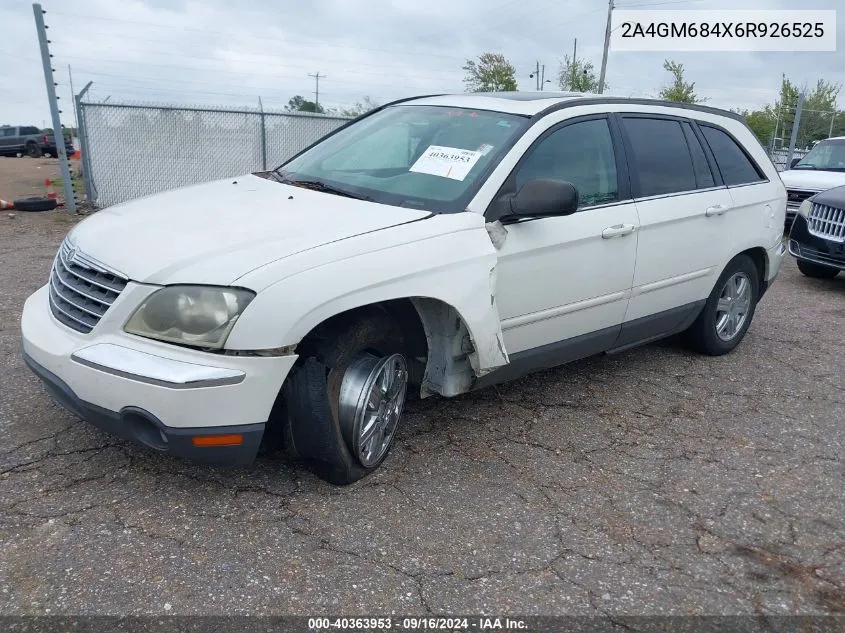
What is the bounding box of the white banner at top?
[610,10,837,52]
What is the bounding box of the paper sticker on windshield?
[409,145,482,181]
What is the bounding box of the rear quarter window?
[699,125,765,186]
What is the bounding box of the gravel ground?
[0,157,62,202]
[0,208,843,617]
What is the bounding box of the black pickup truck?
[0,125,74,158]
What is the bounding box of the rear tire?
[25,143,41,158]
[278,310,409,485]
[797,259,839,279]
[684,254,759,356]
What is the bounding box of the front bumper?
[788,215,845,271]
[22,351,264,465]
[21,284,298,465]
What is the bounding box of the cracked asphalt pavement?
[0,211,843,616]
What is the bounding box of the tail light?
[42,135,49,144]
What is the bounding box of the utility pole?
[308,72,324,110]
[540,65,546,91]
[535,61,540,91]
[571,38,578,90]
[33,4,75,213]
[598,0,614,94]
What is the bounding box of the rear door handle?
[705,204,729,217]
[601,223,636,239]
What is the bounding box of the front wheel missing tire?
[277,310,408,485]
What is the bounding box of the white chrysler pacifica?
[21,92,787,484]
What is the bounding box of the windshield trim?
[273,104,532,214]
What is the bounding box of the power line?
[47,10,471,63]
[616,0,704,6]
[50,41,464,81]
[58,56,460,92]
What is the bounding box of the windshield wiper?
[278,176,369,200]
[794,164,818,170]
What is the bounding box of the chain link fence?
[765,103,840,171]
[78,101,351,208]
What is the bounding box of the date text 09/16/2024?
[307,617,529,630]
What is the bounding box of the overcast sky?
[0,0,842,127]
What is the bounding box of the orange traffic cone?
[44,178,57,200]
[71,148,81,160]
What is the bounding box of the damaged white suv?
[21,92,786,484]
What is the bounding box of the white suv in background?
[21,92,786,484]
[780,136,845,228]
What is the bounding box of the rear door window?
[622,117,697,197]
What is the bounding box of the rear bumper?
[759,238,786,299]
[23,349,264,465]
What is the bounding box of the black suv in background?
[789,184,845,279]
[0,125,73,158]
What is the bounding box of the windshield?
[794,139,845,172]
[275,105,529,212]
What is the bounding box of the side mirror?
[506,179,579,219]
[790,157,801,169]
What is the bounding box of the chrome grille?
[48,239,128,333]
[807,203,845,243]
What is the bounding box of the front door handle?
[705,204,729,217]
[601,223,636,239]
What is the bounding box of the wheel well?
[740,247,767,291]
[299,299,428,383]
[297,298,477,398]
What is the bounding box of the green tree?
[658,59,706,104]
[338,96,380,118]
[739,107,778,146]
[557,55,601,93]
[760,76,841,148]
[285,95,325,114]
[462,53,518,92]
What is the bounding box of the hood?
[779,169,845,192]
[811,184,845,207]
[70,175,429,286]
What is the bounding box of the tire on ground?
[684,253,759,356]
[797,259,839,279]
[13,196,57,212]
[278,309,406,485]
[25,143,41,158]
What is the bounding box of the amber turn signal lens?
[191,434,243,447]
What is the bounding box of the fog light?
[191,434,243,447]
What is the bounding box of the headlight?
[798,199,812,218]
[125,286,255,349]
